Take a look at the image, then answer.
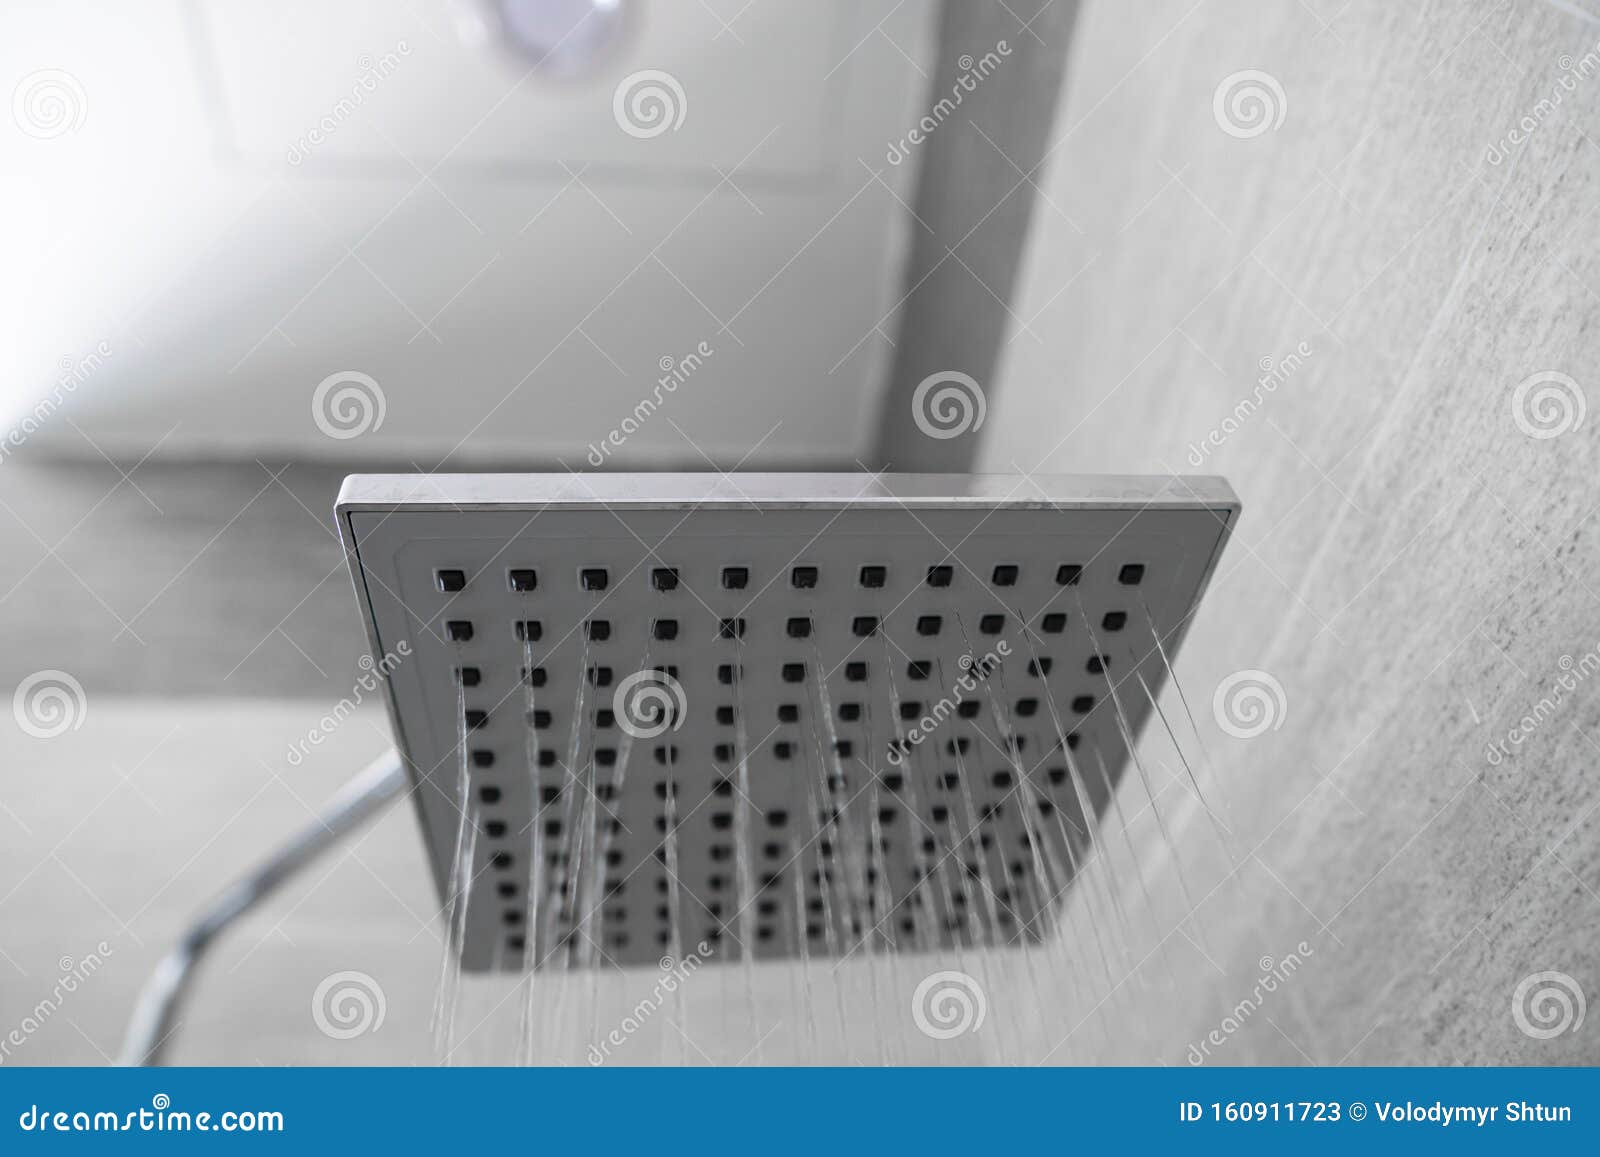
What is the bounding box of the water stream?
[429,584,1224,1067]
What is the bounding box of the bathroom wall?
[978,0,1600,1062]
[8,0,1600,1068]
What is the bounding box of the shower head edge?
[334,471,1239,518]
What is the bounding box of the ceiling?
[2,0,936,467]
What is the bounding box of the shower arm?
[118,749,408,1066]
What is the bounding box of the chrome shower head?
[337,473,1238,972]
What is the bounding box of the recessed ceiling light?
[461,0,632,76]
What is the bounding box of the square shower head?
[337,473,1238,972]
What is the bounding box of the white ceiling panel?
[206,0,837,175]
[4,0,937,466]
